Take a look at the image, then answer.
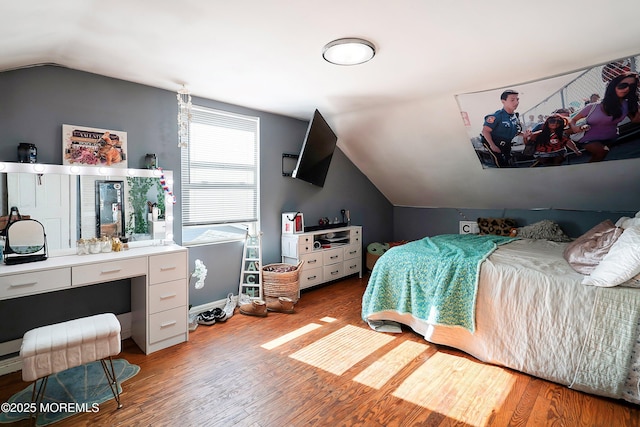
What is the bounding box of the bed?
[362,226,640,405]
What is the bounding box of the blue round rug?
[0,358,139,426]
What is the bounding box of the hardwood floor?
[1,275,639,426]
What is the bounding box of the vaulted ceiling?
[2,0,640,211]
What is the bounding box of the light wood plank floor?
[1,275,639,426]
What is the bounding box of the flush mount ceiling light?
[322,38,376,66]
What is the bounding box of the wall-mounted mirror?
[0,163,174,256]
[96,180,125,238]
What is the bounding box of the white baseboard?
[188,295,238,331]
[189,295,237,316]
[0,312,133,377]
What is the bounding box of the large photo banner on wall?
[456,55,640,168]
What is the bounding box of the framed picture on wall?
[62,124,128,168]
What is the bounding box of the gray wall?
[394,206,636,241]
[0,65,393,340]
[4,65,632,342]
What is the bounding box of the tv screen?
[292,109,337,187]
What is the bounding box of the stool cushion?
[20,313,121,382]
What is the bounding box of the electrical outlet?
[459,221,479,234]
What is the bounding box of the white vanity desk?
[0,243,189,357]
[0,163,189,375]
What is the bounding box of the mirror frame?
[95,180,126,238]
[0,162,174,253]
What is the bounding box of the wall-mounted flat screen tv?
[292,109,337,187]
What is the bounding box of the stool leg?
[100,357,122,409]
[29,376,48,427]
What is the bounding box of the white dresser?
[0,244,189,357]
[281,226,362,290]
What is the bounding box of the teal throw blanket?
[362,234,515,332]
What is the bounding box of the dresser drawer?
[149,306,187,344]
[149,279,187,314]
[344,258,361,276]
[298,236,314,255]
[300,252,323,270]
[323,248,343,265]
[149,252,187,285]
[72,258,147,286]
[299,267,323,289]
[323,262,344,281]
[344,244,361,260]
[0,268,71,299]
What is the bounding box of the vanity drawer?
[0,268,71,299]
[149,306,187,344]
[149,279,187,314]
[149,252,187,285]
[72,258,147,286]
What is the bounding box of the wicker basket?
[262,262,302,303]
[366,252,382,272]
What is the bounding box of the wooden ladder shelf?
[239,231,263,300]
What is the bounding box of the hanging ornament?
[156,167,176,204]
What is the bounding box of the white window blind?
[181,106,259,232]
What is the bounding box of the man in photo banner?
[480,89,528,168]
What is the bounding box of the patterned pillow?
[476,217,517,236]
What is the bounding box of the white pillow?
[616,217,640,229]
[582,226,640,287]
[615,216,630,227]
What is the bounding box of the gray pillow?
[516,220,572,242]
[563,220,623,275]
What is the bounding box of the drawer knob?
[330,255,338,259]
[160,266,177,272]
[307,275,317,280]
[101,268,122,274]
[308,259,317,264]
[160,294,177,300]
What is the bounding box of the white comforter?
[366,238,640,404]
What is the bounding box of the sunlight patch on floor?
[352,340,429,389]
[319,317,337,323]
[260,323,323,350]
[393,352,516,427]
[289,325,395,375]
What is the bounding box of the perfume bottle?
[28,144,37,163]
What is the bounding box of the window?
[181,106,259,245]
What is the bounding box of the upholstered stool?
[20,313,123,424]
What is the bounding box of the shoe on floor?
[212,307,226,322]
[197,310,216,326]
[266,296,295,314]
[239,300,267,317]
[219,293,235,321]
